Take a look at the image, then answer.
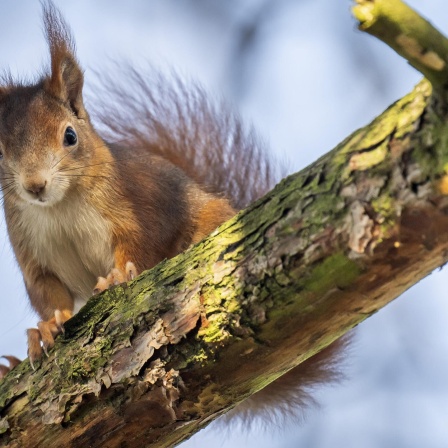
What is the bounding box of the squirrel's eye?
[63,126,78,147]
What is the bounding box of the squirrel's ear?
[42,1,87,118]
[47,53,86,118]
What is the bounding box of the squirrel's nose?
[24,180,47,196]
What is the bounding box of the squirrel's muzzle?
[21,174,51,203]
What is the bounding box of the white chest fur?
[18,195,114,308]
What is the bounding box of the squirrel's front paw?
[0,356,21,379]
[94,261,138,294]
[27,309,73,369]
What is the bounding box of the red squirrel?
[0,1,345,422]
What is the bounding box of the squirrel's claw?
[29,358,36,371]
[125,261,138,280]
[27,328,43,368]
[94,261,138,294]
[54,309,71,334]
[27,310,73,367]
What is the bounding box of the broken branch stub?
[353,0,448,90]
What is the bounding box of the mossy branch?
[1,77,448,447]
[353,0,448,89]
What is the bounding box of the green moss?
[304,193,345,227]
[336,81,429,180]
[397,83,448,181]
[356,112,396,150]
[304,253,361,293]
[260,253,361,343]
[226,297,241,313]
[188,348,209,366]
[201,291,222,311]
[434,124,448,169]
[413,120,448,180]
[349,139,389,171]
[395,88,429,138]
[198,312,231,344]
[0,418,9,435]
[372,194,396,235]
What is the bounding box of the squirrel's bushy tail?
[90,66,285,210]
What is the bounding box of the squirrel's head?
[0,1,102,207]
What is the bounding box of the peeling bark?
[0,78,448,447]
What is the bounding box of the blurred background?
[0,1,447,447]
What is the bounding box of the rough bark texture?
[1,77,448,447]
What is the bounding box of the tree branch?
[1,77,448,447]
[352,0,448,89]
[2,2,448,447]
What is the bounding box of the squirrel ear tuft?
[42,1,86,118]
[47,54,86,118]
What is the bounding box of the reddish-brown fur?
[0,1,346,423]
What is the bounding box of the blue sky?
[0,1,447,447]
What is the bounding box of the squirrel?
[0,1,346,423]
